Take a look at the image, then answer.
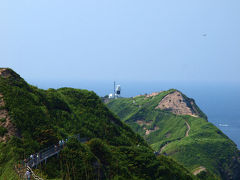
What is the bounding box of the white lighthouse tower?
[108,81,121,99]
[115,84,121,98]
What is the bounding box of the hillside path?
[185,121,190,137]
[159,143,168,153]
[159,120,191,154]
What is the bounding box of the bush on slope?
[0,68,195,179]
[106,90,240,179]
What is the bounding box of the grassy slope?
[164,116,240,178]
[106,90,240,179]
[0,69,195,180]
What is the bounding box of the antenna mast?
[114,81,116,99]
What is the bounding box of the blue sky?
[1,0,240,85]
[2,1,240,147]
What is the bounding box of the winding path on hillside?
[159,142,168,154]
[159,120,190,154]
[185,121,190,137]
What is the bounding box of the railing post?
[16,134,87,180]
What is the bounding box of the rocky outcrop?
[136,120,159,135]
[155,91,199,117]
[0,93,18,142]
[0,68,12,78]
[192,166,206,175]
[136,120,153,126]
[145,92,163,98]
[145,126,159,135]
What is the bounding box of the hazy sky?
[1,0,240,84]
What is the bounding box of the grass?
[162,116,238,177]
[0,68,196,179]
[106,90,240,179]
[0,127,7,137]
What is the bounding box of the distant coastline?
[30,80,240,148]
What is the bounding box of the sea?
[31,80,240,149]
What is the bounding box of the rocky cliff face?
[0,93,18,142]
[0,68,12,78]
[155,91,200,117]
[0,69,19,142]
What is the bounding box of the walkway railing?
[15,134,88,180]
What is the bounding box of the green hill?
[106,90,240,180]
[0,68,196,179]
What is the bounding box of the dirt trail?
[159,120,191,154]
[185,121,190,137]
[193,166,206,175]
[159,143,168,153]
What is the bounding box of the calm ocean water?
[31,80,240,149]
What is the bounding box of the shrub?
[0,126,8,136]
[88,138,112,166]
[0,118,6,123]
[0,106,5,110]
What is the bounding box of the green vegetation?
[0,126,7,136]
[0,118,6,123]
[0,68,196,179]
[163,116,239,179]
[106,91,240,180]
